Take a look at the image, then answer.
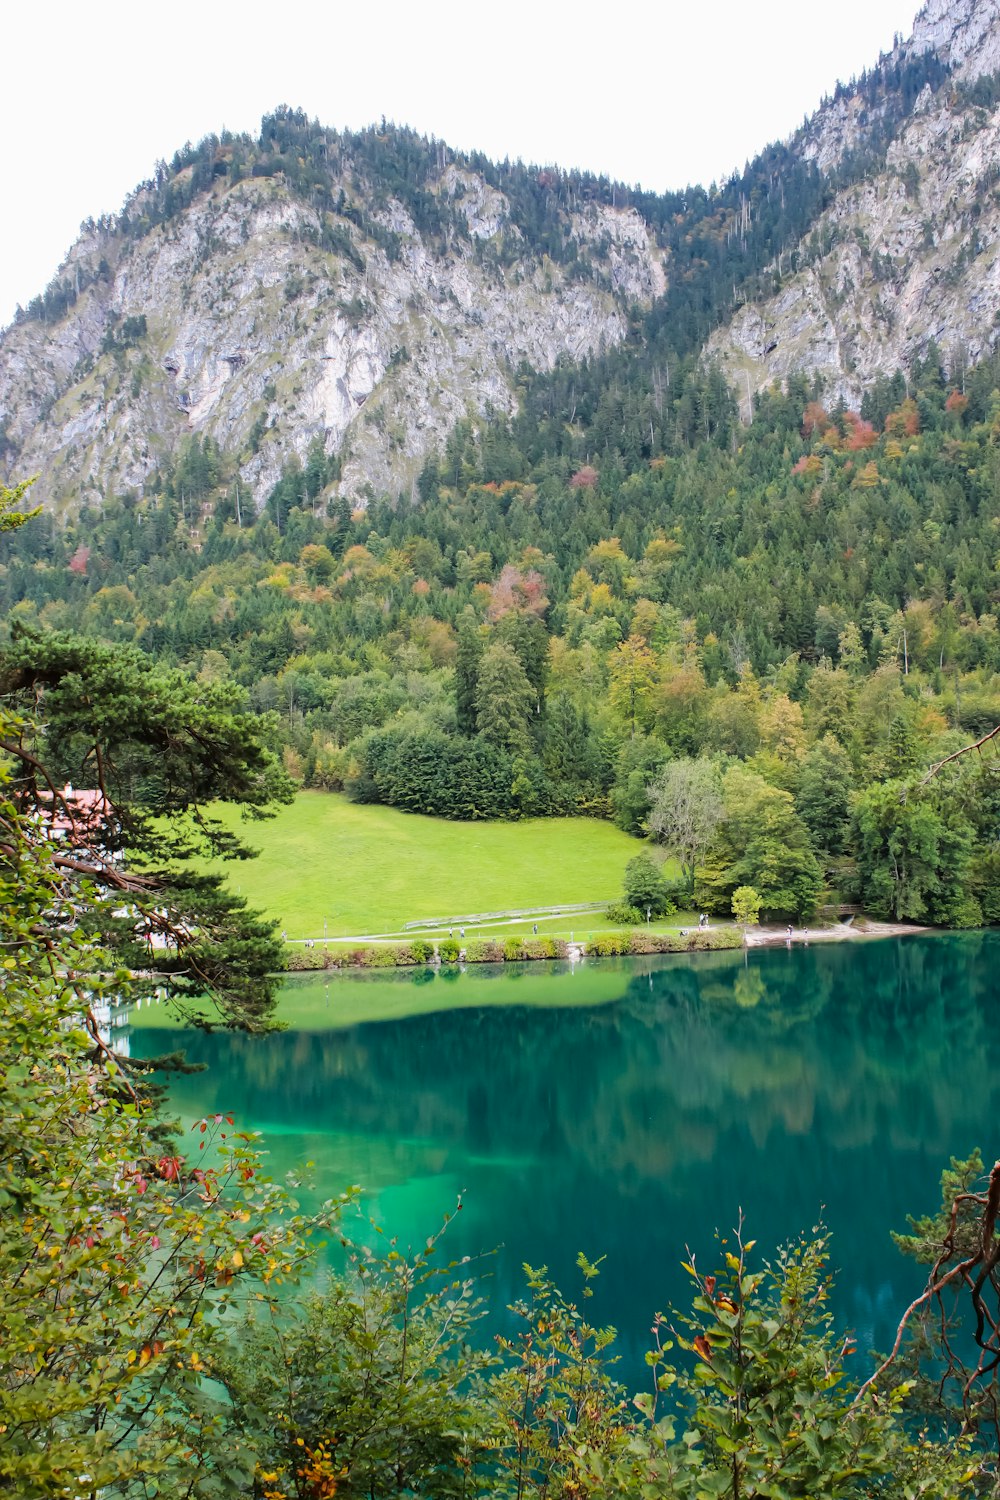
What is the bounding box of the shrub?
[937,894,983,929]
[409,938,434,963]
[503,936,525,960]
[366,945,409,967]
[285,947,328,971]
[647,928,741,953]
[587,932,632,957]
[586,927,741,959]
[465,939,506,963]
[626,929,662,954]
[337,944,406,968]
[605,902,644,925]
[700,927,742,950]
[438,938,460,962]
[522,937,563,960]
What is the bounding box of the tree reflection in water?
[132,931,1000,1389]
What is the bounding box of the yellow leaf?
[232,1250,244,1268]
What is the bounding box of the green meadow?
[212,791,663,938]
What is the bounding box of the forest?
[3,340,1000,927]
[1,568,998,1494]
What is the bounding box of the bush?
[331,944,421,968]
[605,902,644,925]
[367,945,412,967]
[503,936,524,960]
[285,947,328,971]
[587,932,632,957]
[586,927,742,959]
[438,938,460,962]
[409,938,434,963]
[522,937,566,960]
[937,894,984,929]
[464,939,506,962]
[626,929,663,954]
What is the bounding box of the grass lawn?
[212,792,667,938]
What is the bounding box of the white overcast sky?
[4,0,921,328]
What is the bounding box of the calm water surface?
[131,932,1000,1389]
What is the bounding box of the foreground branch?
[922,724,1000,784]
[853,1161,1000,1422]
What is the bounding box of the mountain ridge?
[0,120,665,512]
[2,0,998,513]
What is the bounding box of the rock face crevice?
[0,162,663,513]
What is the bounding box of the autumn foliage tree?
[0,706,346,1497]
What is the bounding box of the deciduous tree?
[647,757,723,895]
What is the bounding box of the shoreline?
[745,918,930,948]
[283,917,934,973]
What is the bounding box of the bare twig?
[922,724,1000,784]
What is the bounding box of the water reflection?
[132,932,1000,1388]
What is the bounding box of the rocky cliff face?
[709,0,1000,405]
[906,0,1000,83]
[0,153,663,513]
[794,0,999,176]
[5,0,999,509]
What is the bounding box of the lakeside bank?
[283,915,931,972]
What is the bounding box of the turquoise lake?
[130,931,1000,1391]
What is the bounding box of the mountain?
[0,116,663,513]
[2,0,1000,513]
[710,0,1000,404]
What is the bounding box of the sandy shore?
[745,918,929,948]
